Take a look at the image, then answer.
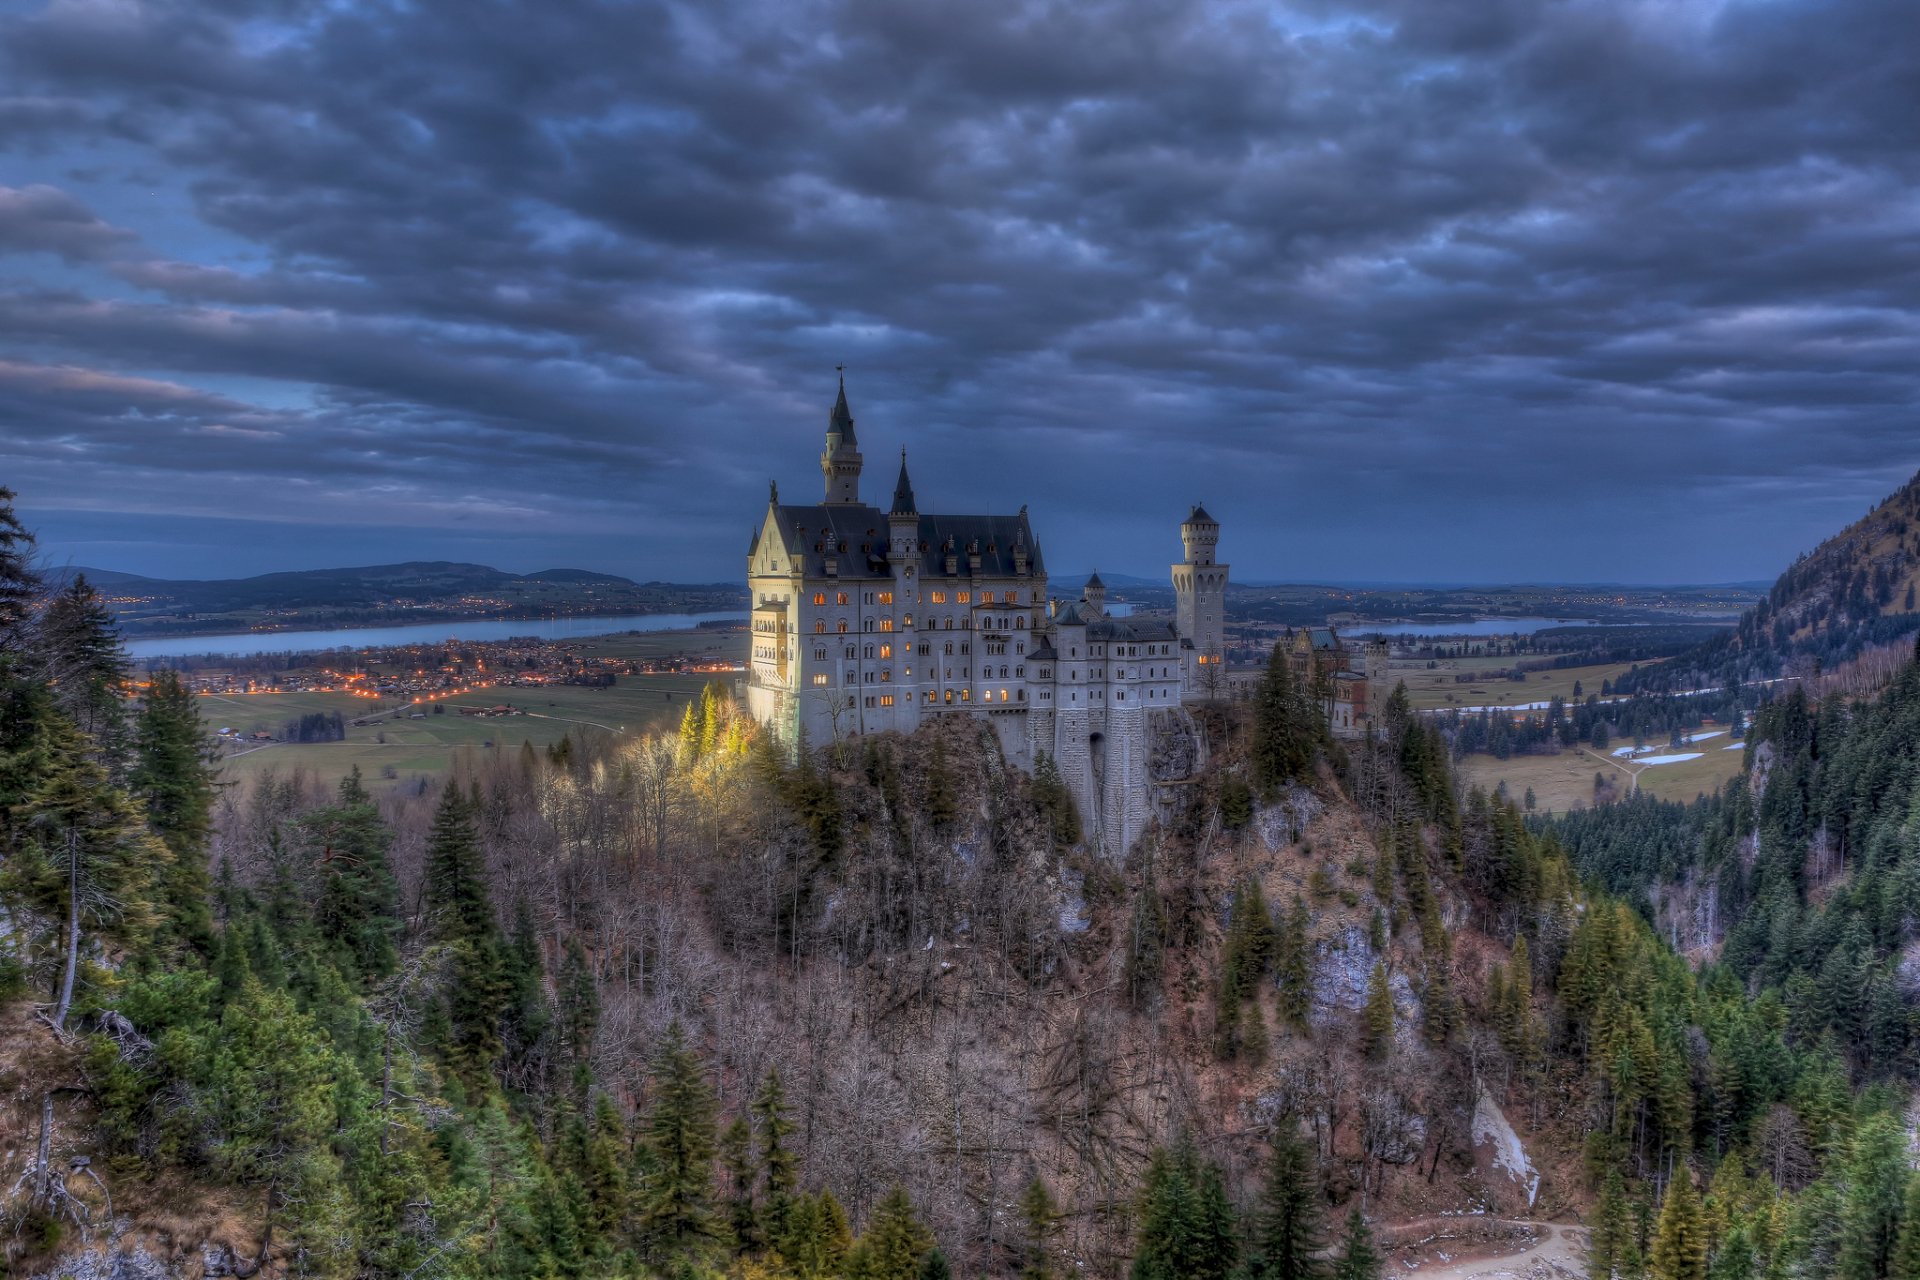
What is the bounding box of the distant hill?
[1619,470,1920,693]
[55,561,746,638]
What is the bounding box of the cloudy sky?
[1,0,1916,586]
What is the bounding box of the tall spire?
[829,365,856,445]
[891,448,917,516]
[821,368,864,504]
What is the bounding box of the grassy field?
[1388,654,1659,712]
[573,627,746,664]
[1457,740,1746,815]
[210,672,725,789]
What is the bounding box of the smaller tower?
[821,371,863,504]
[888,450,918,561]
[1173,505,1229,695]
[1083,572,1107,617]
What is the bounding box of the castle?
[745,378,1229,855]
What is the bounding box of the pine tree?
[1332,1208,1382,1280]
[12,719,166,1029]
[1361,961,1394,1060]
[1253,643,1313,797]
[1131,1143,1239,1280]
[722,1114,761,1252]
[1890,1170,1920,1280]
[129,668,216,950]
[919,1248,953,1280]
[846,1185,935,1280]
[1277,897,1312,1027]
[755,1067,798,1233]
[1021,1174,1059,1280]
[38,574,129,753]
[1839,1113,1910,1280]
[1247,1130,1323,1280]
[422,784,508,1084]
[301,778,400,985]
[1650,1175,1707,1280]
[778,1190,853,1279]
[636,1021,723,1265]
[0,486,38,654]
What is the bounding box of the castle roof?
[761,503,1043,581]
[890,452,917,516]
[1185,504,1216,525]
[1085,571,1105,589]
[828,376,856,444]
[1086,616,1179,643]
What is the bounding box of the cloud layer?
[2,0,1916,582]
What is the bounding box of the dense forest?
[8,480,1920,1280]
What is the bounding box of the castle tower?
[1173,505,1228,695]
[888,450,919,562]
[1083,572,1107,617]
[821,372,863,504]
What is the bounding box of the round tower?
[821,371,864,504]
[1173,505,1229,696]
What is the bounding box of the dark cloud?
[0,0,1916,583]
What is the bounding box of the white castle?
[745,378,1227,855]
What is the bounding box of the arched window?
[815,620,826,634]
[1015,616,1025,629]
[812,592,826,606]
[837,620,848,634]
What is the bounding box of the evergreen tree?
[1130,1143,1238,1280]
[1839,1113,1910,1280]
[1361,961,1394,1060]
[38,574,129,753]
[919,1247,953,1280]
[1253,643,1313,797]
[0,486,38,654]
[778,1190,853,1279]
[1277,897,1312,1027]
[1650,1175,1707,1280]
[722,1114,761,1252]
[1332,1208,1382,1280]
[1247,1130,1324,1280]
[129,668,216,950]
[1890,1170,1920,1280]
[1021,1174,1059,1280]
[422,784,509,1085]
[636,1021,723,1265]
[846,1185,936,1280]
[755,1067,798,1233]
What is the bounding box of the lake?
[1353,617,1634,638]
[125,611,749,661]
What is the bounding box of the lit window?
[815,620,826,633]
[880,644,892,658]
[878,591,894,605]
[880,694,895,706]
[838,620,848,634]
[837,592,848,605]
[958,591,972,604]
[982,590,995,603]
[880,619,894,632]
[811,673,829,686]
[931,591,946,603]
[813,592,826,606]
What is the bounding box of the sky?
[1,0,1917,587]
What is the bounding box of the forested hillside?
[7,480,1920,1280]
[1620,472,1920,697]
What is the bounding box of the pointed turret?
[821,369,864,504]
[1084,572,1107,617]
[891,448,917,515]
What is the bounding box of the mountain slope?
[1621,470,1920,694]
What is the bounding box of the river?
[125,611,748,661]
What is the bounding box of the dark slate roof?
[891,454,917,515]
[1186,504,1217,525]
[765,504,1044,581]
[1030,640,1059,661]
[829,379,856,443]
[1085,571,1105,589]
[1088,617,1179,643]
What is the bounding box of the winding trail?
[1390,1218,1588,1279]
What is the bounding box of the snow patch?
[1472,1085,1539,1209]
[1636,752,1704,766]
[1724,742,1747,751]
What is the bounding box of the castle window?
[1018,689,1025,701]
[945,690,954,704]
[944,618,953,629]
[837,592,848,605]
[845,646,856,660]
[1032,591,1041,603]
[903,614,913,627]
[880,644,891,658]
[981,590,994,603]
[880,694,894,707]
[813,592,826,606]
[961,689,970,701]
[1016,666,1024,677]
[943,642,953,655]
[838,620,848,634]
[865,619,875,632]
[865,696,875,708]
[882,670,891,682]
[815,621,826,634]
[814,648,827,661]
[811,673,829,686]
[865,645,874,658]
[931,591,946,604]
[878,591,894,605]
[1016,642,1025,655]
[960,644,969,655]
[958,591,972,604]
[880,619,894,633]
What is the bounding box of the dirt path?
[1390,1218,1588,1279]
